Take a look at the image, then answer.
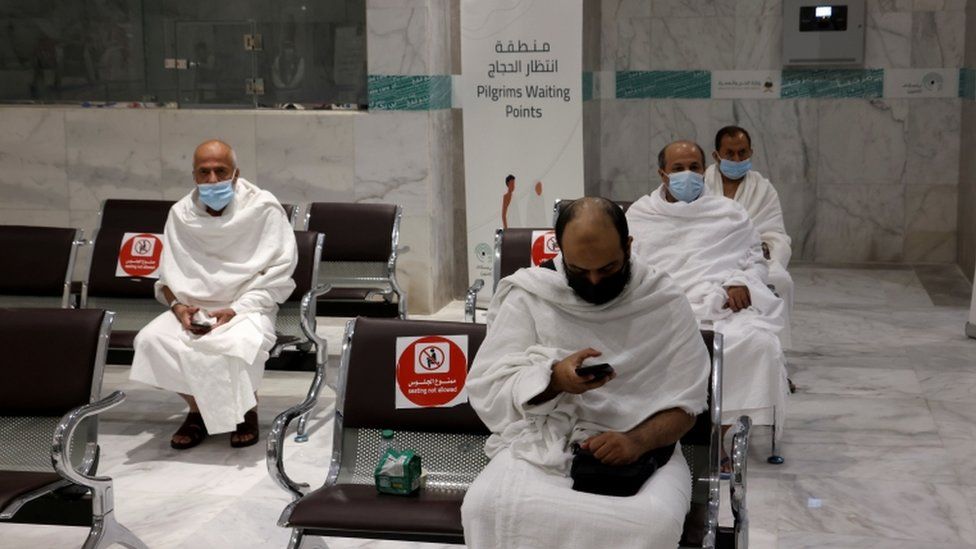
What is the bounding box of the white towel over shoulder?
[130,178,297,433]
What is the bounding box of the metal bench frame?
[269,322,750,549]
[302,204,408,319]
[0,311,147,549]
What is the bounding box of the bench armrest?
[52,390,126,514]
[464,279,485,323]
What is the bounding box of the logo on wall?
[922,72,943,92]
[530,230,559,266]
[395,335,469,409]
[116,233,164,278]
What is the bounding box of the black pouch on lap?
[569,443,676,497]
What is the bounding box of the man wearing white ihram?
[462,197,709,549]
[130,139,297,450]
[704,125,794,348]
[626,140,789,470]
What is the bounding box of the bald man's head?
[192,140,239,184]
[657,140,705,172]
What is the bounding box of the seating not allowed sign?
[395,335,469,409]
[115,232,163,279]
[530,230,560,266]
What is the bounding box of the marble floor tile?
[784,394,941,447]
[789,364,922,398]
[778,531,976,549]
[780,476,976,544]
[916,370,976,402]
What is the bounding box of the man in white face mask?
[626,140,790,470]
[705,126,794,349]
[130,140,297,450]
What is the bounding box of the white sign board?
[461,0,584,300]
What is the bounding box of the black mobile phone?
[575,363,614,381]
[189,322,212,333]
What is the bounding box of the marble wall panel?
[65,109,162,212]
[957,102,976,278]
[732,99,819,187]
[648,99,735,158]
[366,5,430,75]
[353,111,430,216]
[396,214,434,313]
[158,110,258,201]
[583,100,603,193]
[905,184,958,261]
[427,109,457,304]
[815,183,906,262]
[0,209,70,227]
[649,0,736,18]
[817,99,909,186]
[734,0,779,18]
[734,13,782,70]
[776,181,818,261]
[255,112,356,205]
[865,11,914,68]
[967,0,976,64]
[912,10,967,67]
[600,99,652,183]
[583,0,603,71]
[904,98,961,185]
[648,17,735,70]
[428,0,452,75]
[0,108,68,212]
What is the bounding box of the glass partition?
[0,0,367,109]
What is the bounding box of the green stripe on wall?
[781,69,883,98]
[960,68,976,100]
[369,75,452,110]
[616,71,710,99]
[582,72,594,101]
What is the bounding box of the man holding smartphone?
[130,140,297,450]
[462,197,710,549]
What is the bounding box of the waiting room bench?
[268,317,750,548]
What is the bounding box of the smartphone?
[575,363,614,381]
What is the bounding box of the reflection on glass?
[0,0,366,109]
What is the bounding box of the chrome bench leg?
[766,407,784,465]
[83,509,147,549]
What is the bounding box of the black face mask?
[564,257,631,305]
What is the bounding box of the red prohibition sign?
[396,336,466,407]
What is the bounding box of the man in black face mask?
[549,197,632,304]
[463,197,710,549]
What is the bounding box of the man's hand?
[581,432,643,466]
[208,308,236,328]
[723,286,751,312]
[172,303,205,334]
[551,348,614,395]
[761,242,771,260]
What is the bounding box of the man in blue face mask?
[627,140,790,471]
[130,140,298,451]
[704,126,794,350]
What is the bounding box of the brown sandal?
[171,412,208,450]
[231,409,259,448]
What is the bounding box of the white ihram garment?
[705,165,793,348]
[627,188,788,433]
[461,259,709,549]
[130,178,297,433]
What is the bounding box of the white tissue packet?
[191,310,216,327]
[379,453,409,477]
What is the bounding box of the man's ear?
[626,235,633,255]
[233,168,240,182]
[711,150,721,164]
[658,168,669,185]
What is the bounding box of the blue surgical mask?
[197,179,235,211]
[719,158,752,180]
[667,171,705,203]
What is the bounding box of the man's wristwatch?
[169,298,181,311]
